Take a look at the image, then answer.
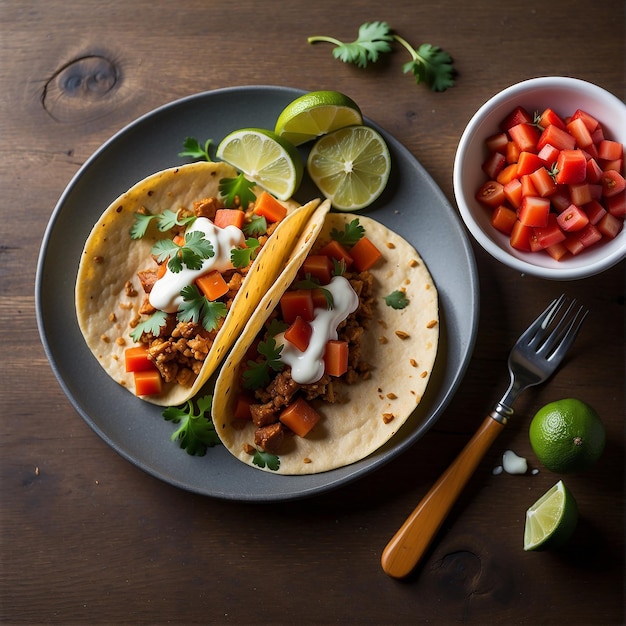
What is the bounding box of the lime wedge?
[216,128,303,200]
[523,480,578,551]
[307,125,391,211]
[275,91,363,146]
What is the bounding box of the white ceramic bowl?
[453,76,626,280]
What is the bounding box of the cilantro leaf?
[384,290,410,309]
[294,275,334,309]
[252,449,280,471]
[219,174,257,208]
[129,310,169,342]
[179,137,213,161]
[231,238,261,268]
[265,318,289,338]
[332,258,347,277]
[330,218,365,245]
[242,336,284,390]
[397,40,456,92]
[151,230,214,273]
[308,21,393,68]
[243,214,268,237]
[163,395,220,456]
[178,284,227,332]
[130,213,158,239]
[130,210,196,240]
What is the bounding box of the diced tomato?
[519,196,550,227]
[550,188,572,213]
[501,106,534,130]
[538,108,566,130]
[570,109,599,132]
[253,191,288,222]
[284,316,312,352]
[600,170,626,197]
[598,140,623,161]
[213,208,245,230]
[482,150,507,179]
[323,340,349,377]
[350,236,382,272]
[125,346,155,373]
[591,127,605,144]
[555,150,587,184]
[569,183,593,207]
[506,140,521,164]
[564,232,586,256]
[491,205,517,235]
[578,223,603,248]
[134,370,163,396]
[279,397,321,438]
[586,158,604,184]
[280,290,315,324]
[597,212,623,239]
[516,151,543,176]
[520,174,538,198]
[233,395,253,421]
[584,200,607,225]
[311,288,329,309]
[545,242,569,261]
[529,167,557,197]
[496,163,519,185]
[602,158,624,173]
[534,215,566,248]
[509,221,533,251]
[556,204,589,232]
[318,239,354,268]
[302,255,333,284]
[607,191,626,217]
[509,123,540,153]
[566,117,593,148]
[537,143,560,167]
[537,124,577,152]
[486,132,509,154]
[504,178,523,209]
[196,270,229,301]
[476,180,505,208]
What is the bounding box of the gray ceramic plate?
[36,85,479,501]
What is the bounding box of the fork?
[381,294,588,579]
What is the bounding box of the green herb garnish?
[242,336,285,390]
[151,230,214,273]
[384,290,410,310]
[177,284,227,332]
[130,209,196,240]
[162,395,220,456]
[231,238,261,268]
[308,21,456,92]
[129,310,169,342]
[330,218,365,246]
[219,174,257,208]
[179,136,213,161]
[252,449,280,471]
[332,258,347,277]
[243,214,268,237]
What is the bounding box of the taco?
[75,160,328,406]
[212,212,439,474]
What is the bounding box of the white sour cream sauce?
[275,275,359,385]
[149,217,245,313]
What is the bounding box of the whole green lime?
[529,398,605,473]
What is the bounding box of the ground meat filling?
[246,269,375,451]
[128,196,276,388]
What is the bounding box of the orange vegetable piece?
[214,208,245,230]
[279,397,321,438]
[284,316,312,352]
[350,236,382,272]
[491,205,517,236]
[318,239,354,268]
[233,395,253,421]
[323,340,349,377]
[173,234,185,246]
[196,270,229,301]
[280,290,315,324]
[125,346,155,373]
[133,370,163,396]
[253,191,287,223]
[302,255,333,284]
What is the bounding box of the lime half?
[307,125,391,211]
[275,91,363,146]
[523,480,578,551]
[216,128,303,200]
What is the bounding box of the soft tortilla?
[75,161,323,406]
[212,213,439,474]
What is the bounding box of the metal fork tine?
[537,298,579,356]
[549,305,589,363]
[517,294,565,347]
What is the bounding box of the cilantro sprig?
[384,290,410,310]
[294,275,334,309]
[130,209,197,240]
[129,310,169,342]
[179,137,213,161]
[330,218,365,246]
[178,284,228,332]
[151,230,215,273]
[243,214,268,237]
[219,173,257,209]
[253,449,280,471]
[243,336,285,390]
[308,21,456,92]
[231,238,261,268]
[162,395,220,456]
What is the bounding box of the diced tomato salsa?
[476,105,625,259]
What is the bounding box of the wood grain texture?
[1,0,624,623]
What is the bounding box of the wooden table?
[2,0,624,623]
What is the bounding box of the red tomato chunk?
[477,105,625,259]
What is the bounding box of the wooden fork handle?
[381,415,505,579]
